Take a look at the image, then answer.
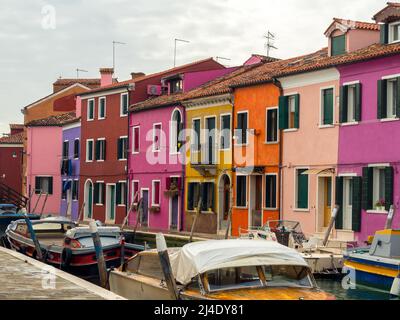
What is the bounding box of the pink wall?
[183,67,237,92]
[27,126,62,215]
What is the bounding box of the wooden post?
[40,193,49,217]
[156,233,180,300]
[225,184,234,240]
[32,191,43,213]
[89,220,108,288]
[323,205,339,247]
[132,198,143,242]
[24,214,43,261]
[25,189,34,214]
[77,202,85,223]
[189,197,202,243]
[385,205,395,230]
[121,192,139,231]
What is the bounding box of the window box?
[149,206,161,213]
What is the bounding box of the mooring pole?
[323,205,339,247]
[385,205,395,230]
[32,191,43,213]
[156,233,180,300]
[189,197,202,243]
[89,220,108,288]
[40,193,49,217]
[77,202,85,223]
[225,184,234,240]
[24,214,43,261]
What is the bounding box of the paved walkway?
[0,247,125,300]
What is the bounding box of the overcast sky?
[0,0,388,134]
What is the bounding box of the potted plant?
[375,199,386,212]
[149,206,161,213]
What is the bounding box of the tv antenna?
[174,38,190,67]
[113,40,127,74]
[76,68,88,79]
[216,56,231,62]
[264,31,278,57]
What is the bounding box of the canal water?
[316,279,399,300]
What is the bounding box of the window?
[170,79,183,94]
[340,83,361,123]
[187,183,201,211]
[362,166,394,212]
[87,99,95,121]
[117,182,127,206]
[373,168,386,208]
[121,93,129,116]
[152,181,161,206]
[132,181,139,205]
[153,124,162,152]
[378,78,400,120]
[72,180,79,201]
[94,182,105,205]
[200,183,215,212]
[35,177,53,195]
[132,126,140,154]
[389,21,400,43]
[61,180,67,200]
[171,110,183,154]
[266,109,278,143]
[347,85,356,122]
[62,141,69,160]
[236,176,247,207]
[265,175,277,209]
[295,169,309,210]
[236,112,248,145]
[321,88,334,125]
[98,97,106,119]
[220,114,231,149]
[279,94,300,130]
[86,139,94,162]
[95,139,106,161]
[192,119,201,152]
[74,139,80,159]
[331,35,346,56]
[118,137,128,160]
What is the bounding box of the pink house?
[26,113,77,215]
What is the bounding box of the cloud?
[0,0,389,134]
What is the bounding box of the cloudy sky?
[0,0,388,134]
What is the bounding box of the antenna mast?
[113,40,127,75]
[76,68,88,78]
[264,31,278,57]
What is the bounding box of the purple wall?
[60,124,81,221]
[338,55,400,244]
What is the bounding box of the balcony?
[190,143,217,176]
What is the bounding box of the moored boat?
[6,217,145,279]
[109,239,335,300]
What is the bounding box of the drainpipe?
[180,105,185,233]
[126,85,133,224]
[273,78,284,221]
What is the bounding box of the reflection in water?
[317,279,400,300]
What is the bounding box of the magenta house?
[128,67,235,232]
[337,4,400,244]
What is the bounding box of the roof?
[373,2,400,22]
[26,112,78,127]
[325,18,380,36]
[79,57,225,96]
[53,78,102,87]
[0,132,24,145]
[9,124,24,130]
[169,239,308,285]
[129,64,261,112]
[250,54,281,63]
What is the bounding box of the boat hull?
[0,214,40,238]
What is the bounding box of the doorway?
[84,180,93,219]
[343,178,353,230]
[249,175,263,228]
[170,194,179,231]
[106,184,116,222]
[218,174,231,232]
[141,189,149,227]
[324,177,332,227]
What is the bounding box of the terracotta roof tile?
[53,79,102,86]
[26,112,78,127]
[9,124,24,130]
[0,132,24,145]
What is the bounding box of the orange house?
[231,81,281,236]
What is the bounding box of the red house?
[0,124,24,193]
[78,59,225,224]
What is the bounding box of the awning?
[301,168,335,176]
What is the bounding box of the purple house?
[337,4,400,245]
[127,67,236,232]
[60,119,81,220]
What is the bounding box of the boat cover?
[169,239,308,285]
[66,226,122,239]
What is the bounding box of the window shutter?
[278,96,288,130]
[335,177,344,230]
[117,138,122,160]
[94,183,99,203]
[362,167,373,210]
[339,86,348,123]
[294,94,300,129]
[166,177,171,190]
[380,23,389,44]
[103,140,107,160]
[188,183,194,210]
[377,80,387,119]
[396,77,400,118]
[95,141,100,160]
[35,177,40,194]
[352,177,362,232]
[385,166,394,211]
[209,183,215,212]
[355,83,362,122]
[48,177,53,195]
[102,184,106,204]
[116,183,122,205]
[201,183,208,211]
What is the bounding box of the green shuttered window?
[362,166,394,212]
[322,88,334,125]
[296,169,308,210]
[378,78,400,120]
[331,35,346,56]
[381,23,389,44]
[339,83,361,123]
[279,94,300,130]
[335,177,344,230]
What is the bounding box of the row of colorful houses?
[14,3,400,245]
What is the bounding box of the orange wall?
[231,83,281,236]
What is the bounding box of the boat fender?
[61,247,73,269]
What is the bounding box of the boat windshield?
[204,265,313,293]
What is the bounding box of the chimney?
[99,68,114,87]
[131,72,146,80]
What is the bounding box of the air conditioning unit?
[147,85,162,96]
